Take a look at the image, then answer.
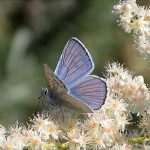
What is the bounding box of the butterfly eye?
[44,89,48,95]
[41,88,48,96]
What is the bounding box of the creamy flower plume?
[106,62,150,115]
[0,62,149,149]
[113,0,150,57]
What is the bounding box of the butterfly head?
[40,88,52,102]
[41,88,48,97]
[41,87,59,107]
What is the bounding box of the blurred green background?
[0,0,150,126]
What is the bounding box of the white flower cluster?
[0,62,150,150]
[106,62,150,115]
[113,0,150,57]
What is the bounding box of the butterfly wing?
[57,93,93,113]
[43,64,93,113]
[43,64,68,95]
[69,75,107,110]
[55,37,94,88]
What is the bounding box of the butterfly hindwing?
[69,75,107,110]
[55,38,94,88]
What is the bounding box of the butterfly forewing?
[54,38,94,89]
[70,75,107,109]
[43,64,68,94]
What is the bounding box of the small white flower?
[90,131,111,150]
[4,136,25,150]
[43,122,60,140]
[76,132,90,150]
[116,115,129,131]
[104,98,128,117]
[83,117,100,133]
[0,125,6,147]
[28,132,44,150]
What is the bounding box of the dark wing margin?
[54,37,94,89]
[69,75,107,110]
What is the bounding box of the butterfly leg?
[34,93,46,115]
[59,104,65,122]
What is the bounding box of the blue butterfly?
[43,37,107,113]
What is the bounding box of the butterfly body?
[43,37,107,113]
